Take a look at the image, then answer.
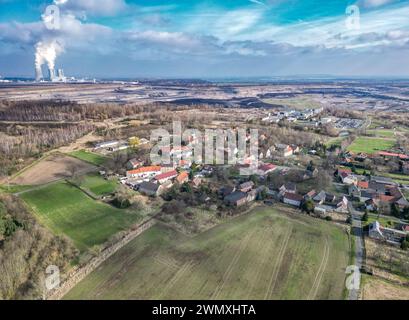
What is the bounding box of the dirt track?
[11,154,96,186]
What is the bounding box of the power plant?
[34,40,67,82]
[35,66,67,82]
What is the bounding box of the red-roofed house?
[283,192,303,207]
[127,166,161,179]
[154,170,178,184]
[176,171,189,184]
[378,151,409,160]
[357,181,369,189]
[258,163,277,175]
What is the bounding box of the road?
[348,202,364,300]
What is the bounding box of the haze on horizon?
[1,0,409,79]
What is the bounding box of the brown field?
[362,238,409,300]
[361,277,409,300]
[11,153,96,186]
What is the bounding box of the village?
[91,119,409,251]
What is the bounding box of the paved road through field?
[348,203,364,300]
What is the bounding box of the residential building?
[246,190,257,202]
[239,181,255,193]
[313,190,326,204]
[127,166,161,179]
[176,171,189,184]
[224,191,248,207]
[154,170,178,184]
[368,221,407,245]
[378,151,409,161]
[161,163,177,173]
[138,181,162,197]
[192,177,202,188]
[370,176,398,186]
[335,196,349,213]
[283,192,303,207]
[341,174,358,185]
[258,163,277,176]
[94,140,120,150]
[275,144,293,157]
[126,158,143,170]
[280,183,297,194]
[219,186,236,198]
[349,185,361,198]
[304,189,317,200]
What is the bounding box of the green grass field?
[65,206,350,300]
[366,129,396,138]
[347,137,396,154]
[79,173,118,197]
[0,184,33,194]
[20,181,141,251]
[325,136,348,148]
[382,173,409,185]
[69,150,107,166]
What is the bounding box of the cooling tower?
[35,65,43,82]
[48,67,56,81]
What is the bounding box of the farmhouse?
[138,181,162,197]
[283,192,303,207]
[224,191,248,207]
[154,170,178,184]
[127,166,162,179]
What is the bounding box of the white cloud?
[358,0,395,8]
[54,0,127,17]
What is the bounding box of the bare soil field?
[11,153,96,186]
[361,277,409,300]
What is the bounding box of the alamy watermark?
[150,121,259,176]
[345,265,361,291]
[45,265,60,292]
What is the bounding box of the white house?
[126,166,162,179]
[283,192,303,207]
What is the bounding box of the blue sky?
[1,0,409,78]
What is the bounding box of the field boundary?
[47,218,157,300]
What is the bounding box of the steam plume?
[35,40,63,81]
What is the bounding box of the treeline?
[0,100,198,122]
[0,195,77,300]
[0,100,149,122]
[1,123,93,157]
[0,123,94,175]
